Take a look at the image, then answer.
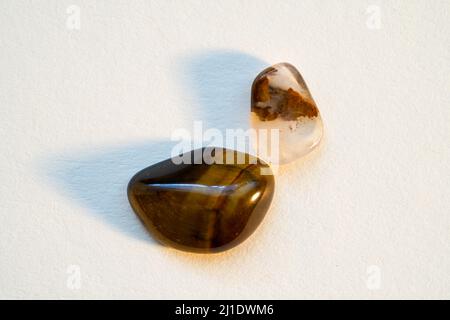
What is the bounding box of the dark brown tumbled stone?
[127,148,275,253]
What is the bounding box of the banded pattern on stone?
[127,148,274,253]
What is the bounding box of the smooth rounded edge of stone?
[127,147,275,254]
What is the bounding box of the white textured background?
[1,0,449,299]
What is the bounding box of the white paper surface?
[1,0,449,299]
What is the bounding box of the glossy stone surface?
[127,148,275,253]
[251,63,323,164]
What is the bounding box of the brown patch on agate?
[251,75,319,122]
[253,76,270,103]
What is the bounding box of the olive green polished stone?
[127,148,275,253]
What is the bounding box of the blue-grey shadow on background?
[41,140,176,243]
[40,50,267,243]
[179,50,267,133]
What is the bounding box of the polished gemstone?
[127,148,275,253]
[251,63,323,164]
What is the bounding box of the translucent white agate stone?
[250,63,323,165]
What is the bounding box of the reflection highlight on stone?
[127,148,275,253]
